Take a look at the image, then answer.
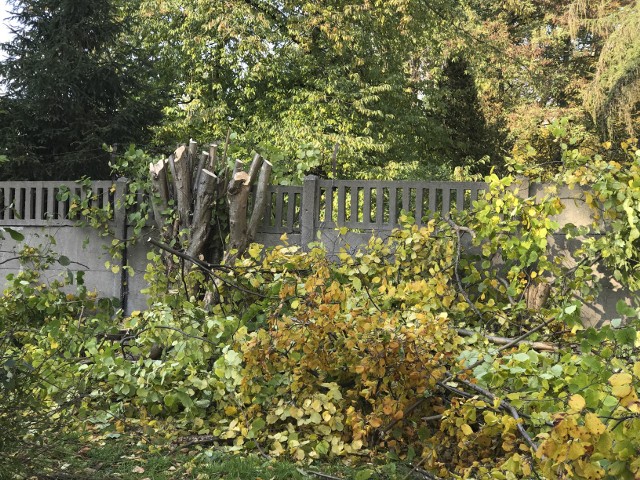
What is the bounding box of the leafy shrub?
[4,167,640,479]
[0,248,117,477]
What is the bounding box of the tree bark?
[148,139,272,298]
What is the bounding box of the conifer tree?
[0,0,164,179]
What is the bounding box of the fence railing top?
[314,177,489,189]
[0,180,116,226]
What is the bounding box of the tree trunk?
[148,136,272,280]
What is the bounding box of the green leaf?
[251,418,266,432]
[613,327,636,346]
[315,440,329,455]
[616,300,636,317]
[57,255,71,266]
[512,353,530,363]
[4,228,24,242]
[354,469,374,480]
[549,364,563,377]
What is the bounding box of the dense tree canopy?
[0,0,166,179]
[0,0,638,179]
[135,0,473,180]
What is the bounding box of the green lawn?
[19,432,414,480]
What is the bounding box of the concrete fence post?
[512,175,531,199]
[114,177,129,311]
[301,175,319,250]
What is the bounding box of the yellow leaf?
[483,411,499,425]
[311,399,322,412]
[612,384,632,398]
[271,440,284,456]
[309,412,322,424]
[609,372,632,387]
[584,413,606,435]
[369,417,382,428]
[461,424,473,436]
[568,394,586,412]
[620,388,638,407]
[633,362,640,378]
[567,442,586,460]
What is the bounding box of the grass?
[11,431,417,480]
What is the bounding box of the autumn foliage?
[2,145,640,478]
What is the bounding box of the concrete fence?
[0,177,630,323]
[257,176,489,250]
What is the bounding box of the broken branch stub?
[225,153,270,263]
[173,145,192,231]
[149,138,272,287]
[247,159,272,242]
[187,167,219,259]
[149,157,170,235]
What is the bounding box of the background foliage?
[2,0,638,180]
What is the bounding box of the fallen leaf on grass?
[77,446,92,455]
[132,466,145,474]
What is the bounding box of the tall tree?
[0,0,166,179]
[570,0,640,138]
[446,0,639,171]
[137,0,477,181]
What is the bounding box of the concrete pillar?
[301,175,319,250]
[114,177,129,312]
[512,175,531,199]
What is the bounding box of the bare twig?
[410,466,446,480]
[170,434,216,453]
[454,378,538,451]
[465,318,555,371]
[122,325,217,347]
[380,397,428,435]
[445,218,482,318]
[298,468,344,480]
[457,328,558,352]
[148,237,273,299]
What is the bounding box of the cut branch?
[172,145,192,230]
[246,153,263,185]
[457,328,559,352]
[149,157,170,234]
[247,159,272,242]
[454,378,538,451]
[445,217,482,318]
[188,163,218,259]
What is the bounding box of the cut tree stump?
[148,137,272,271]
